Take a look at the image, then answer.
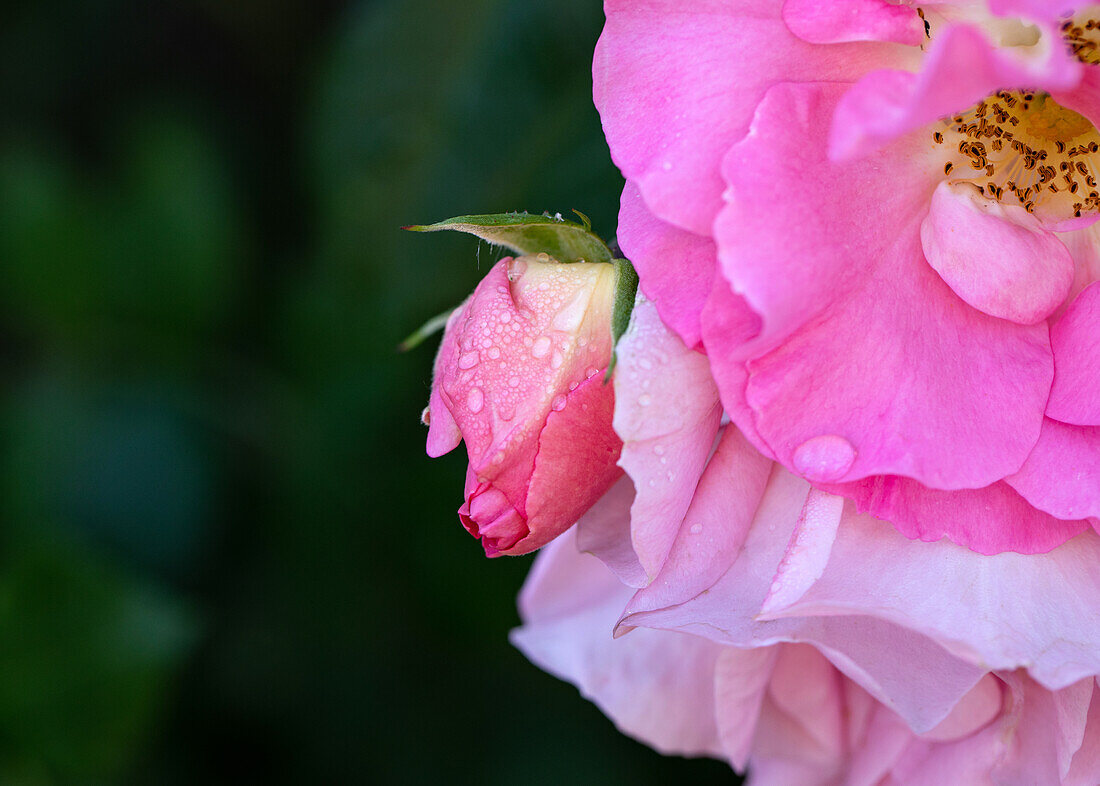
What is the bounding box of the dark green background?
[0,1,738,782]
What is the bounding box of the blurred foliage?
[0,0,738,783]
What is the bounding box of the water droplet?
[638,393,652,406]
[550,351,564,369]
[638,357,653,370]
[551,394,567,411]
[538,281,550,292]
[458,351,479,370]
[491,451,506,465]
[481,338,492,349]
[653,445,665,456]
[585,367,600,378]
[487,347,501,360]
[500,312,512,323]
[531,336,552,358]
[568,381,579,391]
[792,435,857,482]
[420,407,431,426]
[536,252,551,262]
[508,376,520,388]
[466,387,485,414]
[578,336,589,348]
[689,523,703,535]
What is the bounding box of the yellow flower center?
[933,91,1100,220]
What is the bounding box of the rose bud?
[424,254,624,556]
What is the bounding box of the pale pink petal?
[1006,418,1100,521]
[425,306,465,457]
[512,529,725,758]
[826,475,1087,555]
[992,674,1094,784]
[715,81,1054,500]
[574,477,646,587]
[624,468,988,733]
[844,704,914,786]
[713,647,777,770]
[783,0,925,46]
[620,427,774,618]
[613,297,722,582]
[759,489,845,617]
[616,182,715,349]
[920,180,1074,324]
[595,0,913,235]
[830,22,1081,159]
[1066,681,1100,786]
[759,506,1100,689]
[921,674,1003,742]
[1048,281,1100,426]
[766,644,845,763]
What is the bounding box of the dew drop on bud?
[466,387,485,413]
[531,336,551,358]
[420,406,431,426]
[551,394,567,412]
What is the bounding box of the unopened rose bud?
[425,254,624,556]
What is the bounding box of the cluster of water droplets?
[446,255,615,478]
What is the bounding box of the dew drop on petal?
[487,347,501,360]
[466,387,485,413]
[792,435,857,482]
[638,393,652,407]
[689,523,702,535]
[500,311,511,323]
[531,336,552,358]
[550,351,564,369]
[551,394,567,411]
[420,407,431,426]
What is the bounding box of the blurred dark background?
[0,1,736,782]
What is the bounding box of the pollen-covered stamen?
[1062,15,1100,64]
[933,91,1100,220]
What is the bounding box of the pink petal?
[713,647,777,770]
[830,22,1081,159]
[827,475,1087,555]
[615,182,716,349]
[512,529,725,758]
[1006,418,1100,521]
[1048,281,1100,426]
[574,477,646,587]
[612,297,722,582]
[1066,682,1100,786]
[920,180,1074,324]
[514,372,623,554]
[783,0,925,46]
[717,81,1054,493]
[425,306,464,457]
[920,674,1003,742]
[595,0,909,235]
[759,506,1100,689]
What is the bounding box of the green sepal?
[405,211,613,264]
[397,306,456,352]
[605,256,639,381]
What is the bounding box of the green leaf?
[405,211,613,264]
[606,257,639,380]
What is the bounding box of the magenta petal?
[828,475,1087,555]
[595,0,905,234]
[761,507,1100,689]
[613,298,722,582]
[1007,418,1100,521]
[783,0,924,46]
[921,180,1074,324]
[1048,282,1100,426]
[616,182,715,349]
[830,22,1081,159]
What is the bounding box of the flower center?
[933,91,1100,220]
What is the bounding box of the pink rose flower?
[596,0,1100,554]
[509,296,1100,782]
[425,255,624,556]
